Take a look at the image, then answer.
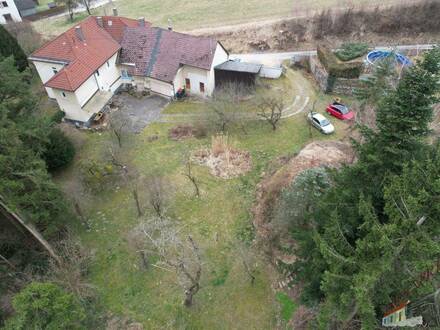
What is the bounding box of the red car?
[326,102,354,120]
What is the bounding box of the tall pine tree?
[0,25,28,72]
[282,48,440,328]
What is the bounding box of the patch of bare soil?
[168,125,196,141]
[253,141,354,259]
[192,147,251,179]
[192,134,252,179]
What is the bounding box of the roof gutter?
[28,56,69,65]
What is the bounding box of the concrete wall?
[75,75,99,107]
[93,52,121,93]
[32,60,65,98]
[52,89,92,122]
[207,43,229,95]
[172,43,228,97]
[0,0,21,24]
[174,65,209,97]
[149,78,174,97]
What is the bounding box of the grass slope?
[55,70,350,328]
[33,0,404,37]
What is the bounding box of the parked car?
[307,112,335,134]
[326,101,354,120]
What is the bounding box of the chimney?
[112,7,118,16]
[96,16,103,28]
[138,17,145,27]
[167,18,173,31]
[75,26,84,42]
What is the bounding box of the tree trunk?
[83,0,91,15]
[0,196,61,264]
[184,283,200,307]
[139,251,148,269]
[133,189,142,217]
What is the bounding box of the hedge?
[335,43,370,62]
[317,44,363,79]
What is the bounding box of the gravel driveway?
[111,93,170,133]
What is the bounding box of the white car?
[307,112,335,134]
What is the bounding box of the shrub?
[51,110,65,124]
[276,292,297,322]
[335,43,370,62]
[4,282,86,330]
[43,128,75,171]
[317,44,363,78]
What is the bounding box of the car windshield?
[334,104,349,114]
[321,119,331,126]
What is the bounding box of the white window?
[1,1,9,8]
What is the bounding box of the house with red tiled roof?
[29,14,229,123]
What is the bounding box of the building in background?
[14,0,37,18]
[0,0,22,24]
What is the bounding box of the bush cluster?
[335,43,369,62]
[317,44,363,79]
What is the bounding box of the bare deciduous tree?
[127,225,149,270]
[145,175,171,217]
[82,0,94,15]
[140,216,202,307]
[209,82,250,133]
[56,0,80,21]
[47,234,95,303]
[183,157,200,198]
[109,112,130,148]
[236,242,259,285]
[256,95,284,130]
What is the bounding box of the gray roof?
[14,0,36,11]
[215,60,262,74]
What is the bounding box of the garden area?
[53,69,350,328]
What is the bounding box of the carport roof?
[215,60,262,74]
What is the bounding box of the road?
[48,0,116,20]
[230,44,436,66]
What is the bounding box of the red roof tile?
[119,27,219,82]
[30,16,140,91]
[31,15,221,91]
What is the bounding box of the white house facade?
[0,0,22,24]
[30,15,230,124]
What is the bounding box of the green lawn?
[54,69,350,328]
[33,0,405,38]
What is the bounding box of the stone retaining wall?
[309,56,361,95]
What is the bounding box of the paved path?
[47,0,116,20]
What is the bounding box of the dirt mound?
[192,147,251,179]
[252,141,354,257]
